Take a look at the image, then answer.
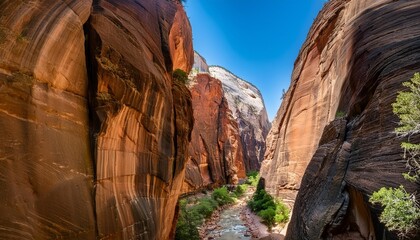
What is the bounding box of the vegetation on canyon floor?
[175,172,272,239]
[369,73,420,238]
[248,188,289,230]
[175,186,237,240]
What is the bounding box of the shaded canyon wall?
[258,0,420,239]
[0,0,194,239]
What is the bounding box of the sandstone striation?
[257,0,420,239]
[182,74,245,193]
[0,0,95,238]
[210,66,271,172]
[0,0,193,239]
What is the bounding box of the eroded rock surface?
[0,1,95,239]
[182,74,245,193]
[0,0,193,239]
[210,66,271,172]
[259,0,420,239]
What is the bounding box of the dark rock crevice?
[83,15,100,238]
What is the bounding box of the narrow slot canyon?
[0,0,419,240]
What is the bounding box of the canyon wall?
[0,0,193,239]
[210,66,271,171]
[258,0,420,239]
[181,54,270,192]
[182,74,246,193]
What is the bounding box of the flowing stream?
[204,202,251,240]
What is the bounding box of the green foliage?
[246,171,260,187]
[248,189,289,228]
[392,73,420,180]
[212,186,235,206]
[370,73,420,238]
[258,207,276,227]
[175,200,200,240]
[175,186,238,239]
[335,110,346,118]
[173,69,189,84]
[190,197,218,218]
[369,186,420,238]
[392,73,420,136]
[234,184,248,197]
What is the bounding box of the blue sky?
[184,1,328,121]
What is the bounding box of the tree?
[392,72,420,180]
[369,73,420,239]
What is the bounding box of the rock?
[182,73,246,192]
[0,1,95,239]
[260,0,420,239]
[210,66,271,171]
[0,0,194,239]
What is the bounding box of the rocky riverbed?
[200,187,287,240]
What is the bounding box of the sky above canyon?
[185,0,328,121]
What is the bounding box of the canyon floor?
[200,187,287,240]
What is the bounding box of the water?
[204,202,252,240]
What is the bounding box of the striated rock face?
[0,1,95,238]
[0,0,194,239]
[182,74,245,193]
[191,51,209,74]
[258,0,420,239]
[210,66,271,172]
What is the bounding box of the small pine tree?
[392,72,420,180]
[370,73,420,238]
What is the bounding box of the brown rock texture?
[258,0,420,239]
[210,66,271,172]
[0,0,194,239]
[0,1,95,239]
[182,74,246,193]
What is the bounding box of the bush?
[248,189,289,228]
[234,184,248,197]
[246,171,260,187]
[258,207,276,227]
[369,186,420,238]
[175,200,200,240]
[173,68,189,84]
[335,111,346,118]
[212,186,235,206]
[190,197,218,218]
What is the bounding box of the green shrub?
[190,197,218,218]
[274,201,290,223]
[173,68,189,84]
[248,189,289,228]
[234,184,248,197]
[258,207,276,227]
[369,186,420,238]
[335,110,346,118]
[212,186,235,206]
[175,200,200,240]
[246,171,260,187]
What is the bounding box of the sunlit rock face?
[0,0,193,239]
[210,66,271,172]
[182,73,246,193]
[182,54,270,192]
[257,0,420,239]
[0,1,95,239]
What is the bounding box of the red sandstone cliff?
[182,74,246,193]
[259,0,420,239]
[0,0,193,239]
